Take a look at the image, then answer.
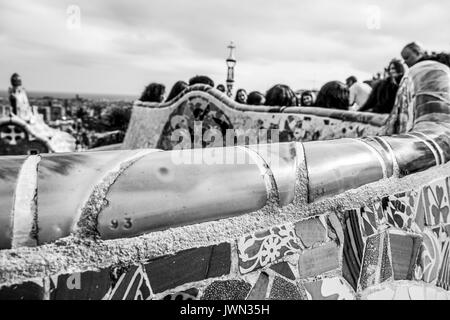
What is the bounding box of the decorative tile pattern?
[415,229,443,284]
[362,283,449,300]
[327,212,344,246]
[268,276,303,300]
[237,224,301,274]
[382,191,418,231]
[162,288,199,300]
[294,217,327,248]
[304,277,355,300]
[270,262,296,281]
[358,232,393,291]
[342,209,364,291]
[423,177,450,226]
[200,280,251,300]
[0,280,45,300]
[389,232,423,280]
[107,265,152,300]
[246,272,270,300]
[298,242,340,278]
[360,205,378,237]
[50,268,112,300]
[145,242,231,293]
[437,239,450,291]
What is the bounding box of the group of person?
[138,75,317,108]
[344,42,450,114]
[138,42,449,114]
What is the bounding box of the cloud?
[0,0,449,95]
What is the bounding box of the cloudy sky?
[0,0,449,97]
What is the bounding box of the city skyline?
[1,0,449,96]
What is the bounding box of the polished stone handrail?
[0,60,449,250]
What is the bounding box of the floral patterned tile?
[237,224,301,274]
[423,177,450,227]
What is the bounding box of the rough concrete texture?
[1,160,450,287]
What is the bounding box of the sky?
[0,0,449,97]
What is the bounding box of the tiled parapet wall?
[122,84,388,150]
[2,164,450,299]
[0,115,76,155]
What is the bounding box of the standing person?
[346,76,372,111]
[8,73,33,122]
[235,89,248,104]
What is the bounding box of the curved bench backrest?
[123,85,389,150]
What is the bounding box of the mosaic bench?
[0,60,450,300]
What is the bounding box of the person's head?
[188,75,215,87]
[247,91,265,106]
[401,42,425,67]
[265,84,298,107]
[300,91,314,106]
[139,83,165,103]
[388,58,405,78]
[235,89,248,104]
[315,81,349,110]
[216,84,226,92]
[165,80,188,102]
[10,73,22,87]
[345,76,357,88]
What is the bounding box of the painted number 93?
[110,217,133,230]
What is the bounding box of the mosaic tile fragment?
[200,280,251,300]
[162,288,199,300]
[268,276,303,300]
[50,268,111,300]
[0,280,45,300]
[304,277,354,300]
[358,232,393,291]
[423,177,450,226]
[269,262,296,280]
[382,191,417,231]
[108,265,151,300]
[237,224,301,274]
[415,229,442,283]
[298,242,340,278]
[145,242,231,293]
[342,209,364,291]
[389,232,422,280]
[294,217,327,247]
[246,272,269,300]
